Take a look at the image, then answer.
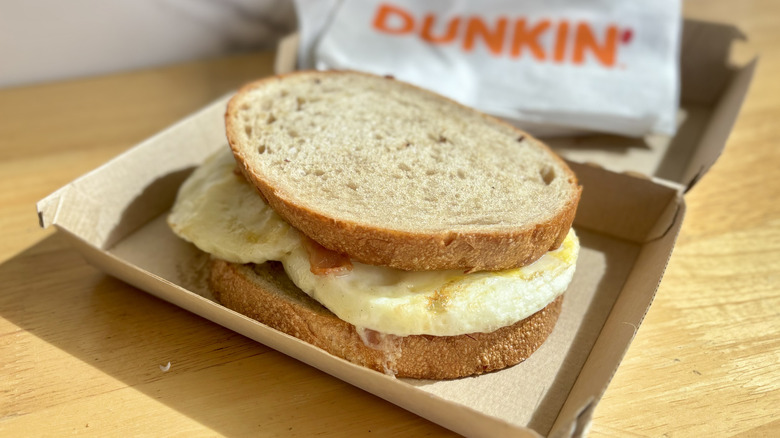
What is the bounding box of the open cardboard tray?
[37,19,754,438]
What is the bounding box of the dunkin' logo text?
[372,3,633,68]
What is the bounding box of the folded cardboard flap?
[551,200,686,435]
[37,188,62,229]
[681,58,756,190]
[674,19,755,189]
[567,162,681,243]
[274,33,300,76]
[678,19,746,105]
[37,95,231,248]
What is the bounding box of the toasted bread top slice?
[226,71,581,271]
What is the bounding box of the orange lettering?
[373,3,414,35]
[463,16,507,56]
[510,19,550,60]
[553,21,569,62]
[572,23,618,66]
[371,6,623,68]
[421,14,460,44]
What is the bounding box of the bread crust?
[210,259,563,380]
[225,70,581,272]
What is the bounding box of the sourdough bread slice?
[210,259,563,379]
[226,71,581,271]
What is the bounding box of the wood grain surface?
[1,1,778,436]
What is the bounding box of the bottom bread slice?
[210,259,563,380]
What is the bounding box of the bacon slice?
[301,235,353,276]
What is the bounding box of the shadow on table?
[0,234,453,437]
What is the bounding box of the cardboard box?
[37,19,754,438]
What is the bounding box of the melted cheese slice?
[169,149,579,336]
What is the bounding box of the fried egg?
[168,148,579,336]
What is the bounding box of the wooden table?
[2,2,778,436]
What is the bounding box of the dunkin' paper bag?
[294,0,681,137]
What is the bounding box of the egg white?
[168,148,579,336]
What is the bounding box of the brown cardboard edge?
[550,197,686,435]
[274,32,300,75]
[275,31,299,75]
[682,58,757,191]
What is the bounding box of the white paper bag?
[294,0,681,137]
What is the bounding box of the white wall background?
[0,0,297,88]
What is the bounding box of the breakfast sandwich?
[168,71,581,379]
